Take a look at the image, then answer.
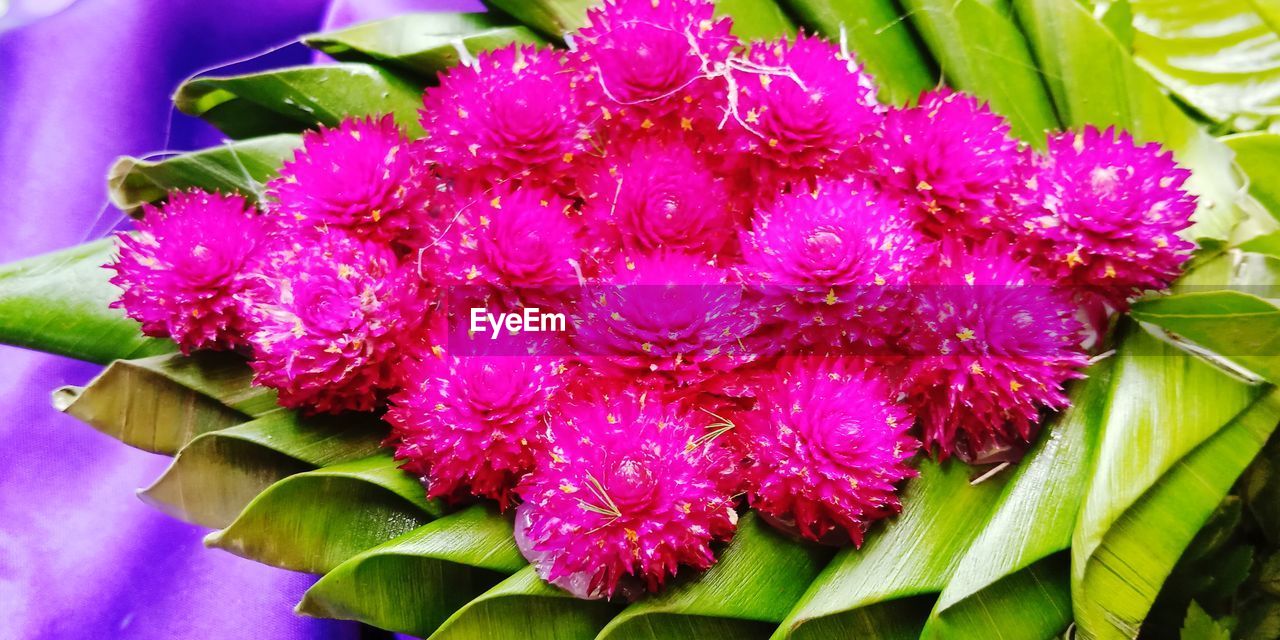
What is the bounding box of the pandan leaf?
[1224,133,1280,221]
[297,504,525,637]
[480,0,596,40]
[899,0,1060,143]
[712,0,796,40]
[138,409,386,528]
[773,460,1010,639]
[921,356,1118,639]
[430,566,622,640]
[1128,0,1280,133]
[778,0,938,104]
[1239,230,1280,258]
[0,239,172,364]
[205,453,442,574]
[303,12,544,78]
[597,512,832,640]
[174,63,426,139]
[53,352,272,454]
[1014,0,1247,242]
[1130,291,1280,384]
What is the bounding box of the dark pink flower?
[109,190,269,354]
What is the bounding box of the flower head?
[109,190,269,353]
[267,115,436,249]
[515,392,738,599]
[741,357,919,544]
[246,232,423,414]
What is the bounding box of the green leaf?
[1130,291,1280,384]
[174,63,426,139]
[0,239,172,364]
[778,0,938,104]
[922,357,1118,640]
[899,0,1060,143]
[107,134,299,214]
[431,566,622,640]
[1242,426,1280,543]
[304,12,544,78]
[1224,133,1280,221]
[1181,601,1233,640]
[774,460,1009,639]
[205,454,441,573]
[1238,230,1280,258]
[598,512,832,640]
[297,504,525,637]
[1014,0,1247,241]
[1071,326,1280,639]
[138,410,386,528]
[480,0,595,40]
[713,0,796,40]
[53,352,272,454]
[1129,0,1280,133]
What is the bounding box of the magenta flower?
[246,232,423,414]
[267,115,436,249]
[515,392,738,599]
[1028,125,1196,309]
[109,190,269,354]
[904,245,1088,461]
[741,357,919,544]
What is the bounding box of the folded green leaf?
[778,0,938,104]
[175,63,426,139]
[431,566,622,640]
[304,12,544,78]
[1130,291,1280,384]
[139,409,386,527]
[107,134,300,214]
[297,504,525,637]
[598,512,831,640]
[480,0,595,40]
[1239,231,1280,259]
[774,460,1009,639]
[1224,133,1280,221]
[712,0,796,40]
[0,239,172,364]
[206,454,441,573]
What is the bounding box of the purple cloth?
[0,0,476,637]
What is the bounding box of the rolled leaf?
[1224,133,1280,221]
[303,12,544,78]
[431,567,622,640]
[0,239,172,363]
[174,63,426,139]
[297,504,525,637]
[1130,291,1280,384]
[205,454,441,573]
[107,134,300,213]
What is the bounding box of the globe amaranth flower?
[576,0,738,133]
[515,392,738,599]
[421,44,594,189]
[109,189,269,354]
[740,357,918,544]
[386,350,565,510]
[246,232,424,414]
[267,115,437,249]
[740,179,916,351]
[729,35,880,185]
[870,89,1025,243]
[572,252,761,387]
[580,139,738,258]
[1028,125,1196,309]
[903,245,1088,462]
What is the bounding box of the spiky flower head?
[246,232,423,414]
[740,179,916,350]
[870,90,1024,243]
[515,392,738,599]
[740,357,918,544]
[1028,125,1196,309]
[421,44,594,189]
[109,190,269,354]
[904,245,1087,461]
[267,115,436,249]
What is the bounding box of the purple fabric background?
[0,0,478,637]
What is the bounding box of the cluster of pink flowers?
[108,0,1196,600]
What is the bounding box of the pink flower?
[1028,126,1196,309]
[741,357,919,544]
[267,115,437,249]
[109,190,269,354]
[903,245,1088,461]
[421,44,594,189]
[515,392,738,599]
[246,232,424,414]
